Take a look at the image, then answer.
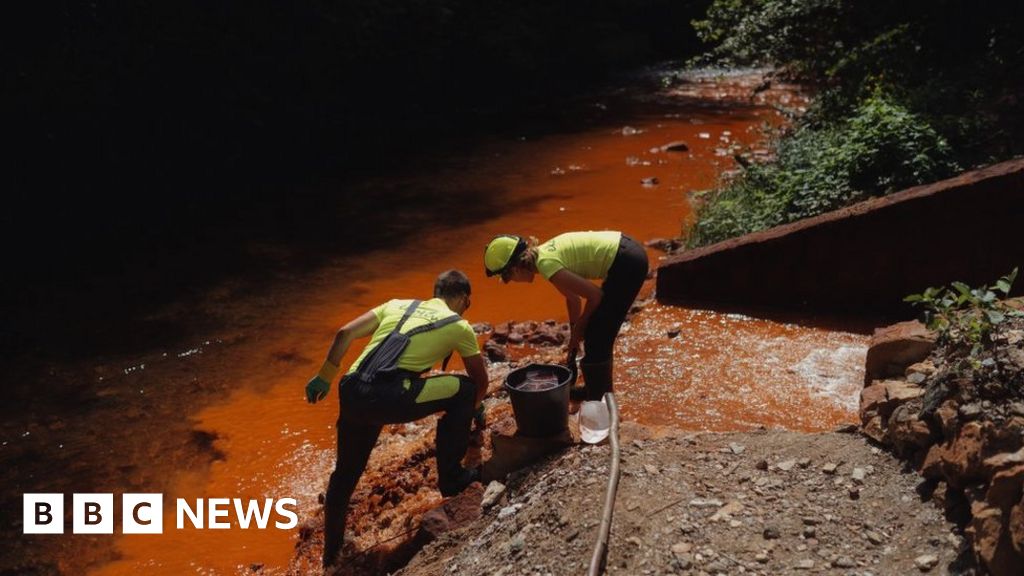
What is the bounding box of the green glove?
[306,376,331,404]
[307,360,341,404]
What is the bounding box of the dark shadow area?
[0,183,554,414]
[6,0,713,366]
[2,177,526,362]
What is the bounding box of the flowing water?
[7,68,871,575]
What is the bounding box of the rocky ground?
[398,426,969,576]
[286,298,1024,576]
[859,300,1024,575]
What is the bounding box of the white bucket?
[578,399,610,444]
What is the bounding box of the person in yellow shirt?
[305,269,489,569]
[483,231,648,401]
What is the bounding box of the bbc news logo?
[23,494,298,534]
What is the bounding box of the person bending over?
[305,269,488,569]
[483,231,647,400]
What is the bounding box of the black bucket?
[504,363,573,437]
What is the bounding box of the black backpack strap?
[403,312,462,337]
[393,299,421,333]
[405,312,462,372]
[358,306,461,382]
[352,300,421,383]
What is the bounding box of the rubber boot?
[580,358,613,402]
[438,466,481,497]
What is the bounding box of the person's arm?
[563,293,583,363]
[462,353,489,408]
[306,310,379,404]
[548,269,603,359]
[325,310,379,365]
[564,294,582,327]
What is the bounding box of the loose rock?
[482,481,507,509]
[914,554,938,571]
[777,459,797,472]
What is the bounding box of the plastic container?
[504,363,572,437]
[579,398,610,444]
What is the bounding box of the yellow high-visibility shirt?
[535,231,622,280]
[347,298,479,374]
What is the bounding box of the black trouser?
[583,234,649,363]
[322,371,476,567]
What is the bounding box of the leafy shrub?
[692,0,846,76]
[687,0,1024,247]
[687,93,958,247]
[905,268,1022,367]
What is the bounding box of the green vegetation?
[686,0,1024,247]
[905,268,1022,367]
[687,93,959,245]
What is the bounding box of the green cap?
[484,235,527,277]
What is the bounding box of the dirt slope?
[397,425,972,575]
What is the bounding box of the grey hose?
[587,392,620,576]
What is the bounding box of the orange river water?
[87,72,869,575]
